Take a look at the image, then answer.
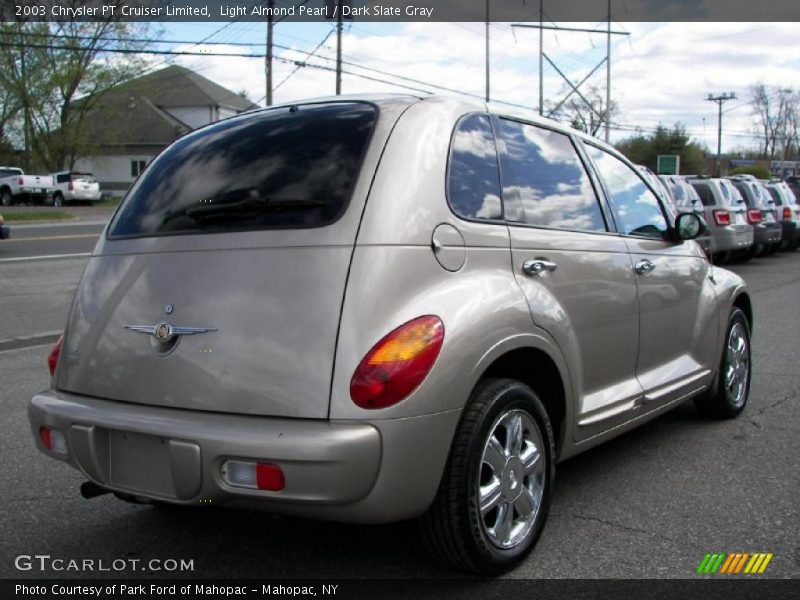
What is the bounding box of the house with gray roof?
[74,65,257,196]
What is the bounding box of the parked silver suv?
[30,96,753,574]
[686,176,754,263]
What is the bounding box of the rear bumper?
[712,226,753,253]
[753,224,781,246]
[29,391,459,523]
[65,191,102,202]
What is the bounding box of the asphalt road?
[0,220,105,262]
[0,221,105,341]
[1,249,798,580]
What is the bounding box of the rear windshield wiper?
[161,190,328,226]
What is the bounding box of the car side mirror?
[674,212,703,241]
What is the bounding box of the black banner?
[2,0,800,23]
[3,579,799,600]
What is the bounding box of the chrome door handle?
[522,258,558,276]
[634,259,656,275]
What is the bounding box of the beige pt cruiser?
[30,95,752,574]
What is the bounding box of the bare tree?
[750,84,797,160]
[547,84,617,137]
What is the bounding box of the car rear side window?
[109,103,377,237]
[448,114,503,220]
[497,119,606,232]
[586,145,668,239]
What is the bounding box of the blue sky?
[155,21,800,152]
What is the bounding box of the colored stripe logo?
[697,552,773,574]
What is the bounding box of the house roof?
[80,93,192,147]
[79,66,258,149]
[110,65,258,112]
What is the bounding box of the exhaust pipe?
[80,481,111,499]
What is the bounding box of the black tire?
[734,247,755,263]
[0,189,13,207]
[694,308,751,419]
[420,378,555,574]
[52,193,63,207]
[767,243,780,256]
[711,251,730,266]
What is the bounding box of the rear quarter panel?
[329,98,574,424]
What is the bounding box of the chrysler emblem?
[124,322,217,342]
[154,322,173,342]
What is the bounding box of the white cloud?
[161,22,800,153]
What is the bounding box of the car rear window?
[109,103,377,237]
[690,182,711,206]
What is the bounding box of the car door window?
[447,114,502,220]
[496,119,606,232]
[587,145,668,239]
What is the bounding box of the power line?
[257,27,336,103]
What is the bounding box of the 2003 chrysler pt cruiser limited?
[30,95,752,573]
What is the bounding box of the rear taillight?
[18,177,23,185]
[746,209,762,224]
[221,460,285,491]
[40,427,67,454]
[351,316,445,409]
[47,335,63,376]
[713,210,731,226]
[783,207,792,220]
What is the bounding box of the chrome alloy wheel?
[725,321,750,408]
[478,409,546,549]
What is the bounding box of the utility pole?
[538,0,543,116]
[265,0,274,106]
[512,22,628,126]
[485,0,490,102]
[605,0,611,142]
[335,0,343,95]
[706,92,737,176]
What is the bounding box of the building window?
[131,160,147,178]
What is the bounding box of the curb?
[0,331,60,352]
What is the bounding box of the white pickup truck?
[0,166,57,206]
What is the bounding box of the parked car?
[655,173,712,258]
[0,214,8,240]
[29,96,753,574]
[729,176,782,256]
[0,166,55,206]
[764,180,800,251]
[685,176,754,263]
[785,175,799,198]
[50,171,102,206]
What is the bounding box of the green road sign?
[657,155,680,175]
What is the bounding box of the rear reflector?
[221,460,285,491]
[713,210,731,226]
[351,315,445,409]
[48,335,63,377]
[40,427,67,455]
[747,209,762,224]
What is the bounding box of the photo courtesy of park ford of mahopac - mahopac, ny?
[0,1,799,599]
